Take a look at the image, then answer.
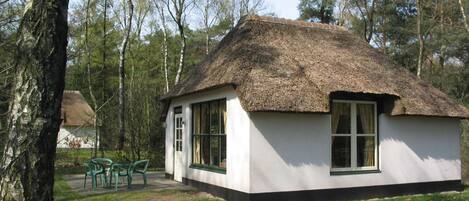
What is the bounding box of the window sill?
[190,164,226,174]
[330,169,381,176]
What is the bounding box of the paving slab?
[64,171,194,196]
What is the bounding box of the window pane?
[201,135,210,165]
[210,101,220,134]
[193,105,201,134]
[210,137,220,167]
[357,136,375,167]
[332,103,351,134]
[331,136,351,168]
[220,135,226,168]
[193,136,201,164]
[357,104,375,134]
[201,103,210,134]
[220,101,226,134]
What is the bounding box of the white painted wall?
[165,86,251,193]
[249,113,461,193]
[57,126,96,148]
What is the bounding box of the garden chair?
[128,160,149,188]
[91,158,113,186]
[109,163,130,191]
[83,161,107,190]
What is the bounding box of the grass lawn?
[55,146,469,201]
[54,174,222,201]
[54,173,468,201]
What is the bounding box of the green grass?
[55,149,163,175]
[377,186,469,201]
[54,175,81,201]
[54,174,222,201]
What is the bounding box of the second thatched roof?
[61,90,96,127]
[162,15,469,118]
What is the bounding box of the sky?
[266,0,300,20]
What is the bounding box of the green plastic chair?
[83,161,107,190]
[109,163,130,191]
[128,160,149,188]
[91,158,113,186]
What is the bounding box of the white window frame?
[331,100,378,172]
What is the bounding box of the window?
[331,100,377,172]
[192,99,227,172]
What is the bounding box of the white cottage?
[161,16,469,201]
[57,90,96,149]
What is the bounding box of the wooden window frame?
[190,98,227,174]
[331,100,379,173]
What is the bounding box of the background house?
[162,16,469,201]
[57,90,97,149]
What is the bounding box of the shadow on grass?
[54,174,223,201]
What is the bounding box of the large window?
[192,99,227,172]
[331,100,377,172]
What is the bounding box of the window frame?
[190,98,227,174]
[330,100,379,173]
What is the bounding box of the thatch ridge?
[162,15,469,118]
[61,90,96,126]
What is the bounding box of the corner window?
[331,100,377,172]
[192,99,226,172]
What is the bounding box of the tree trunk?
[0,0,69,200]
[100,0,108,157]
[118,0,134,151]
[174,30,186,85]
[162,23,169,92]
[167,0,187,85]
[416,0,424,78]
[85,0,99,157]
[459,0,469,33]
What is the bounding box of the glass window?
[192,99,227,170]
[332,103,351,134]
[331,101,377,171]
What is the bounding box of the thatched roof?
[162,15,469,118]
[61,91,95,127]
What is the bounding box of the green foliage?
[298,0,336,24]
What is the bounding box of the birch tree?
[153,0,170,92]
[353,0,376,43]
[84,0,100,157]
[459,0,469,33]
[118,0,134,150]
[416,0,424,78]
[166,0,192,85]
[0,0,69,200]
[196,0,222,55]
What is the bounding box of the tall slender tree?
[459,0,469,33]
[166,0,191,85]
[153,0,170,92]
[0,0,69,200]
[416,0,424,78]
[118,0,134,151]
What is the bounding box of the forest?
[0,0,468,199]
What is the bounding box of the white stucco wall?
[165,86,251,193]
[249,112,461,193]
[57,126,96,148]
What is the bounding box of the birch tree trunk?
[162,18,170,92]
[167,0,188,85]
[118,0,134,150]
[154,0,170,92]
[459,0,469,33]
[85,0,99,157]
[174,27,186,85]
[416,0,424,78]
[100,0,108,157]
[0,0,69,200]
